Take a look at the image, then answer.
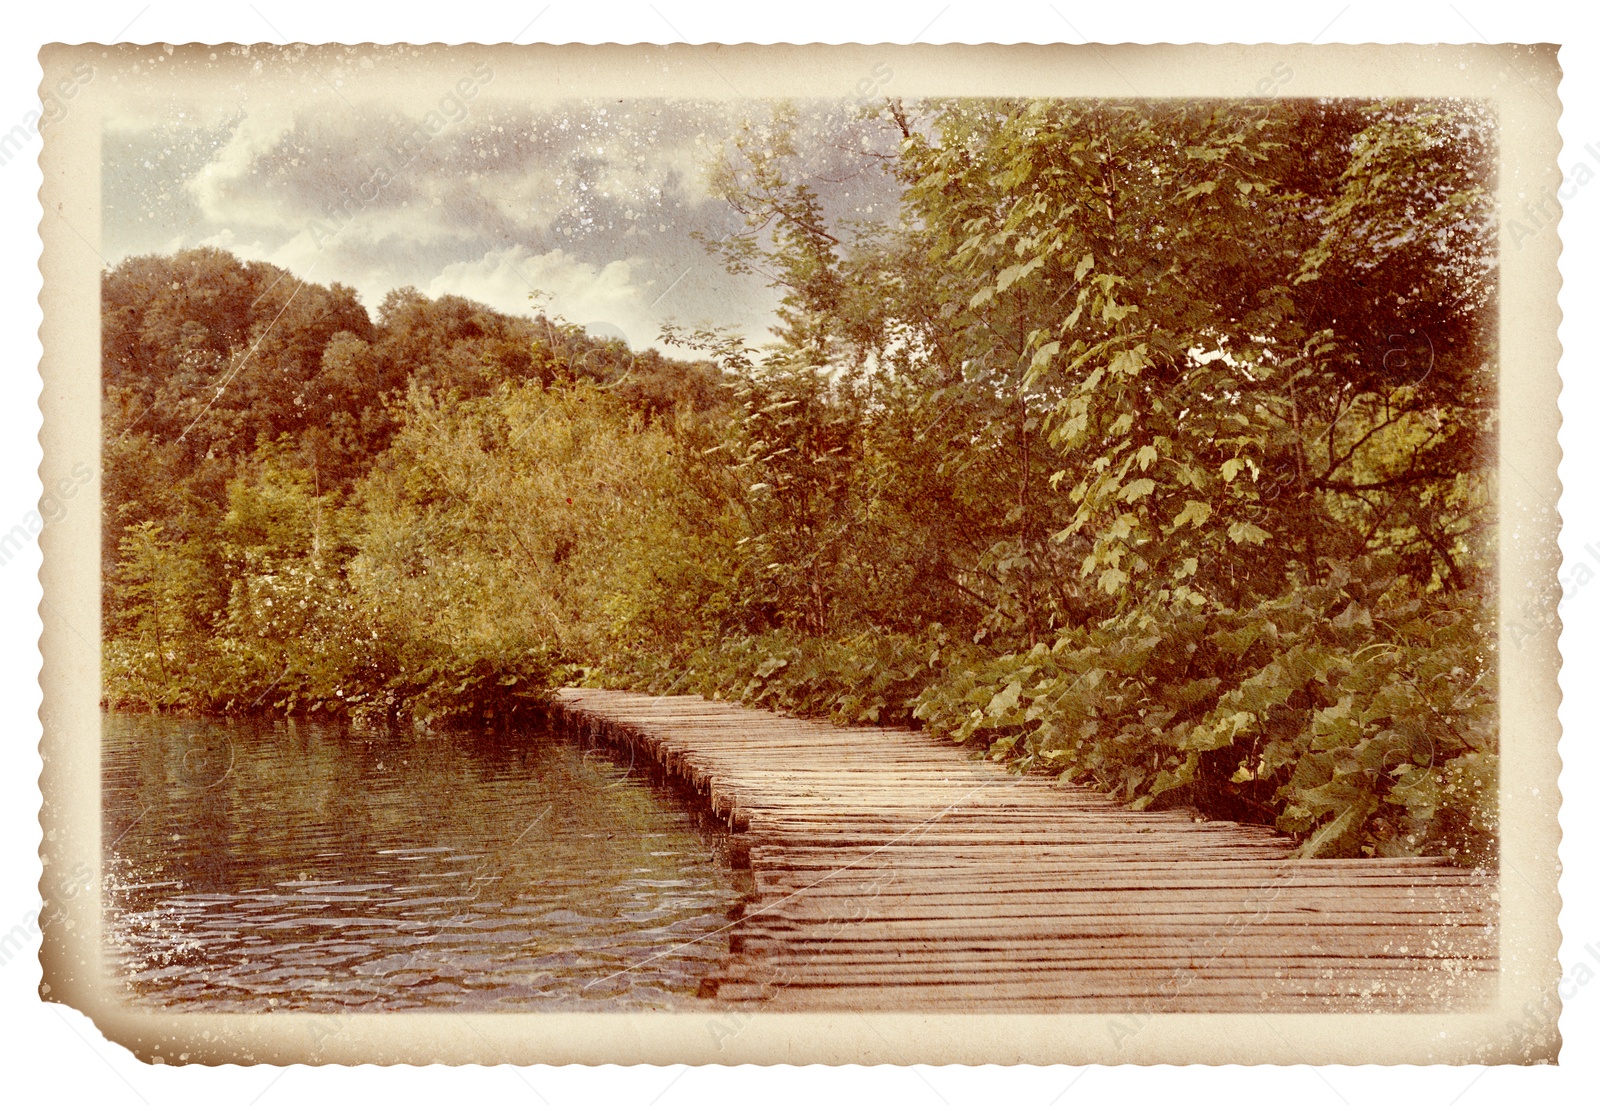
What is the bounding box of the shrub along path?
[551,688,1497,1012]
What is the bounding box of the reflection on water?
[102,713,739,1011]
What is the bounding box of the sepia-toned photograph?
[34,41,1563,1066]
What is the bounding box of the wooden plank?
[550,688,1497,1013]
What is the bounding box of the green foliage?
[910,559,1494,863]
[102,255,725,724]
[105,521,225,711]
[609,627,954,728]
[338,381,679,722]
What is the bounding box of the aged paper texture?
[38,41,1562,1065]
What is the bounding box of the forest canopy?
[103,96,1497,864]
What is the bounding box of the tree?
[692,96,1497,860]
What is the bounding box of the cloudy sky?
[102,56,906,355]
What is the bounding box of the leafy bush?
[608,627,953,727]
[911,560,1495,864]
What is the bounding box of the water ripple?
[103,713,739,1011]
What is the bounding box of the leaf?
[1118,478,1155,503]
[1074,252,1094,282]
[1030,340,1061,371]
[1332,601,1373,629]
[1387,772,1442,819]
[1098,567,1129,595]
[1221,458,1246,482]
[969,285,995,309]
[985,680,1022,719]
[1171,499,1212,529]
[1150,754,1198,797]
[1297,798,1379,859]
[996,256,1044,294]
[1227,521,1271,546]
[755,656,789,678]
[1108,348,1147,378]
[1136,445,1158,471]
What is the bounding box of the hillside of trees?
[103,97,1497,864]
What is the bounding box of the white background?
[0,2,1593,1107]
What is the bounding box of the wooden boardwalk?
[551,688,1498,1012]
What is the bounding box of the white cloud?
[190,227,278,264]
[426,246,658,349]
[185,104,298,224]
[648,135,716,205]
[108,93,797,354]
[473,167,572,231]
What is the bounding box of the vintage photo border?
[36,41,1563,1065]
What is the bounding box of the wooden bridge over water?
[552,688,1497,1012]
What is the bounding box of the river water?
[101,713,741,1011]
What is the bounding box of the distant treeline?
[104,97,1497,864]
